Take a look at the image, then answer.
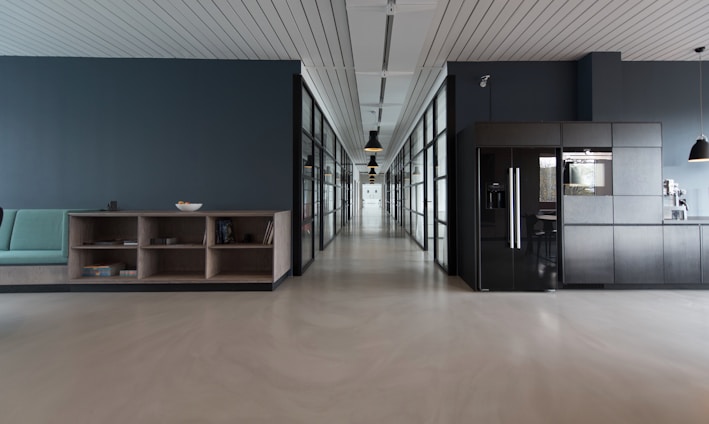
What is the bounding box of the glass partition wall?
[387,79,455,273]
[294,76,353,275]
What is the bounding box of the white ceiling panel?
[356,74,384,105]
[380,106,403,127]
[387,8,437,71]
[382,75,413,105]
[347,9,387,71]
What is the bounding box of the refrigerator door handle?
[508,167,514,249]
[515,167,522,249]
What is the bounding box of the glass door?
[478,147,559,291]
[478,148,514,290]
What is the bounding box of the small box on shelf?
[82,263,126,277]
[119,269,137,278]
[150,237,177,245]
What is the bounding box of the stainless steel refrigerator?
[477,147,560,291]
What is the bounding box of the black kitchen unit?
[477,146,561,291]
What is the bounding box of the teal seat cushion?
[0,210,18,251]
[10,210,67,252]
[0,250,66,265]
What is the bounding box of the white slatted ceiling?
[388,0,709,168]
[3,1,709,169]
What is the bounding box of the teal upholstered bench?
[0,209,89,286]
[0,209,71,265]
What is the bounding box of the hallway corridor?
[1,209,709,423]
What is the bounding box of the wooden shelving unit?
[69,210,291,290]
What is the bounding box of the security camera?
[480,75,490,88]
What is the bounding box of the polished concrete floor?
[2,209,709,423]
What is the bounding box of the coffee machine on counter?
[663,179,688,220]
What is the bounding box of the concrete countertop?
[663,217,709,224]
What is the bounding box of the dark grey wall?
[449,61,578,133]
[448,61,577,285]
[450,55,709,286]
[0,57,299,211]
[620,61,709,215]
[577,52,622,121]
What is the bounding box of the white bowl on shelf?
[175,203,203,212]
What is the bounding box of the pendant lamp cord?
[698,47,705,137]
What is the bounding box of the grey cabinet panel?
[563,196,613,224]
[562,123,612,147]
[614,226,664,284]
[563,225,614,284]
[663,225,701,284]
[612,123,662,147]
[612,147,662,195]
[475,123,561,146]
[613,196,663,224]
[702,226,709,284]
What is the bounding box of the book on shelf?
[263,220,274,245]
[215,218,235,244]
[88,240,122,246]
[123,240,138,246]
[267,223,275,245]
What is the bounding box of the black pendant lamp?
[364,130,383,152]
[368,168,376,177]
[689,47,709,162]
[303,155,314,168]
[367,155,379,168]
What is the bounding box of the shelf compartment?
[209,243,272,249]
[72,275,140,284]
[140,216,206,246]
[68,249,137,280]
[70,216,138,247]
[208,273,273,282]
[210,216,274,245]
[140,249,206,280]
[142,244,204,249]
[207,248,273,279]
[140,272,207,282]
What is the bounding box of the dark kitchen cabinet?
[614,225,664,284]
[663,225,701,284]
[563,225,614,284]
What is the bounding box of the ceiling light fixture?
[303,155,314,168]
[364,130,383,152]
[368,168,377,176]
[689,46,709,162]
[367,155,379,168]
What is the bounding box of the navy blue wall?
[0,57,299,211]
